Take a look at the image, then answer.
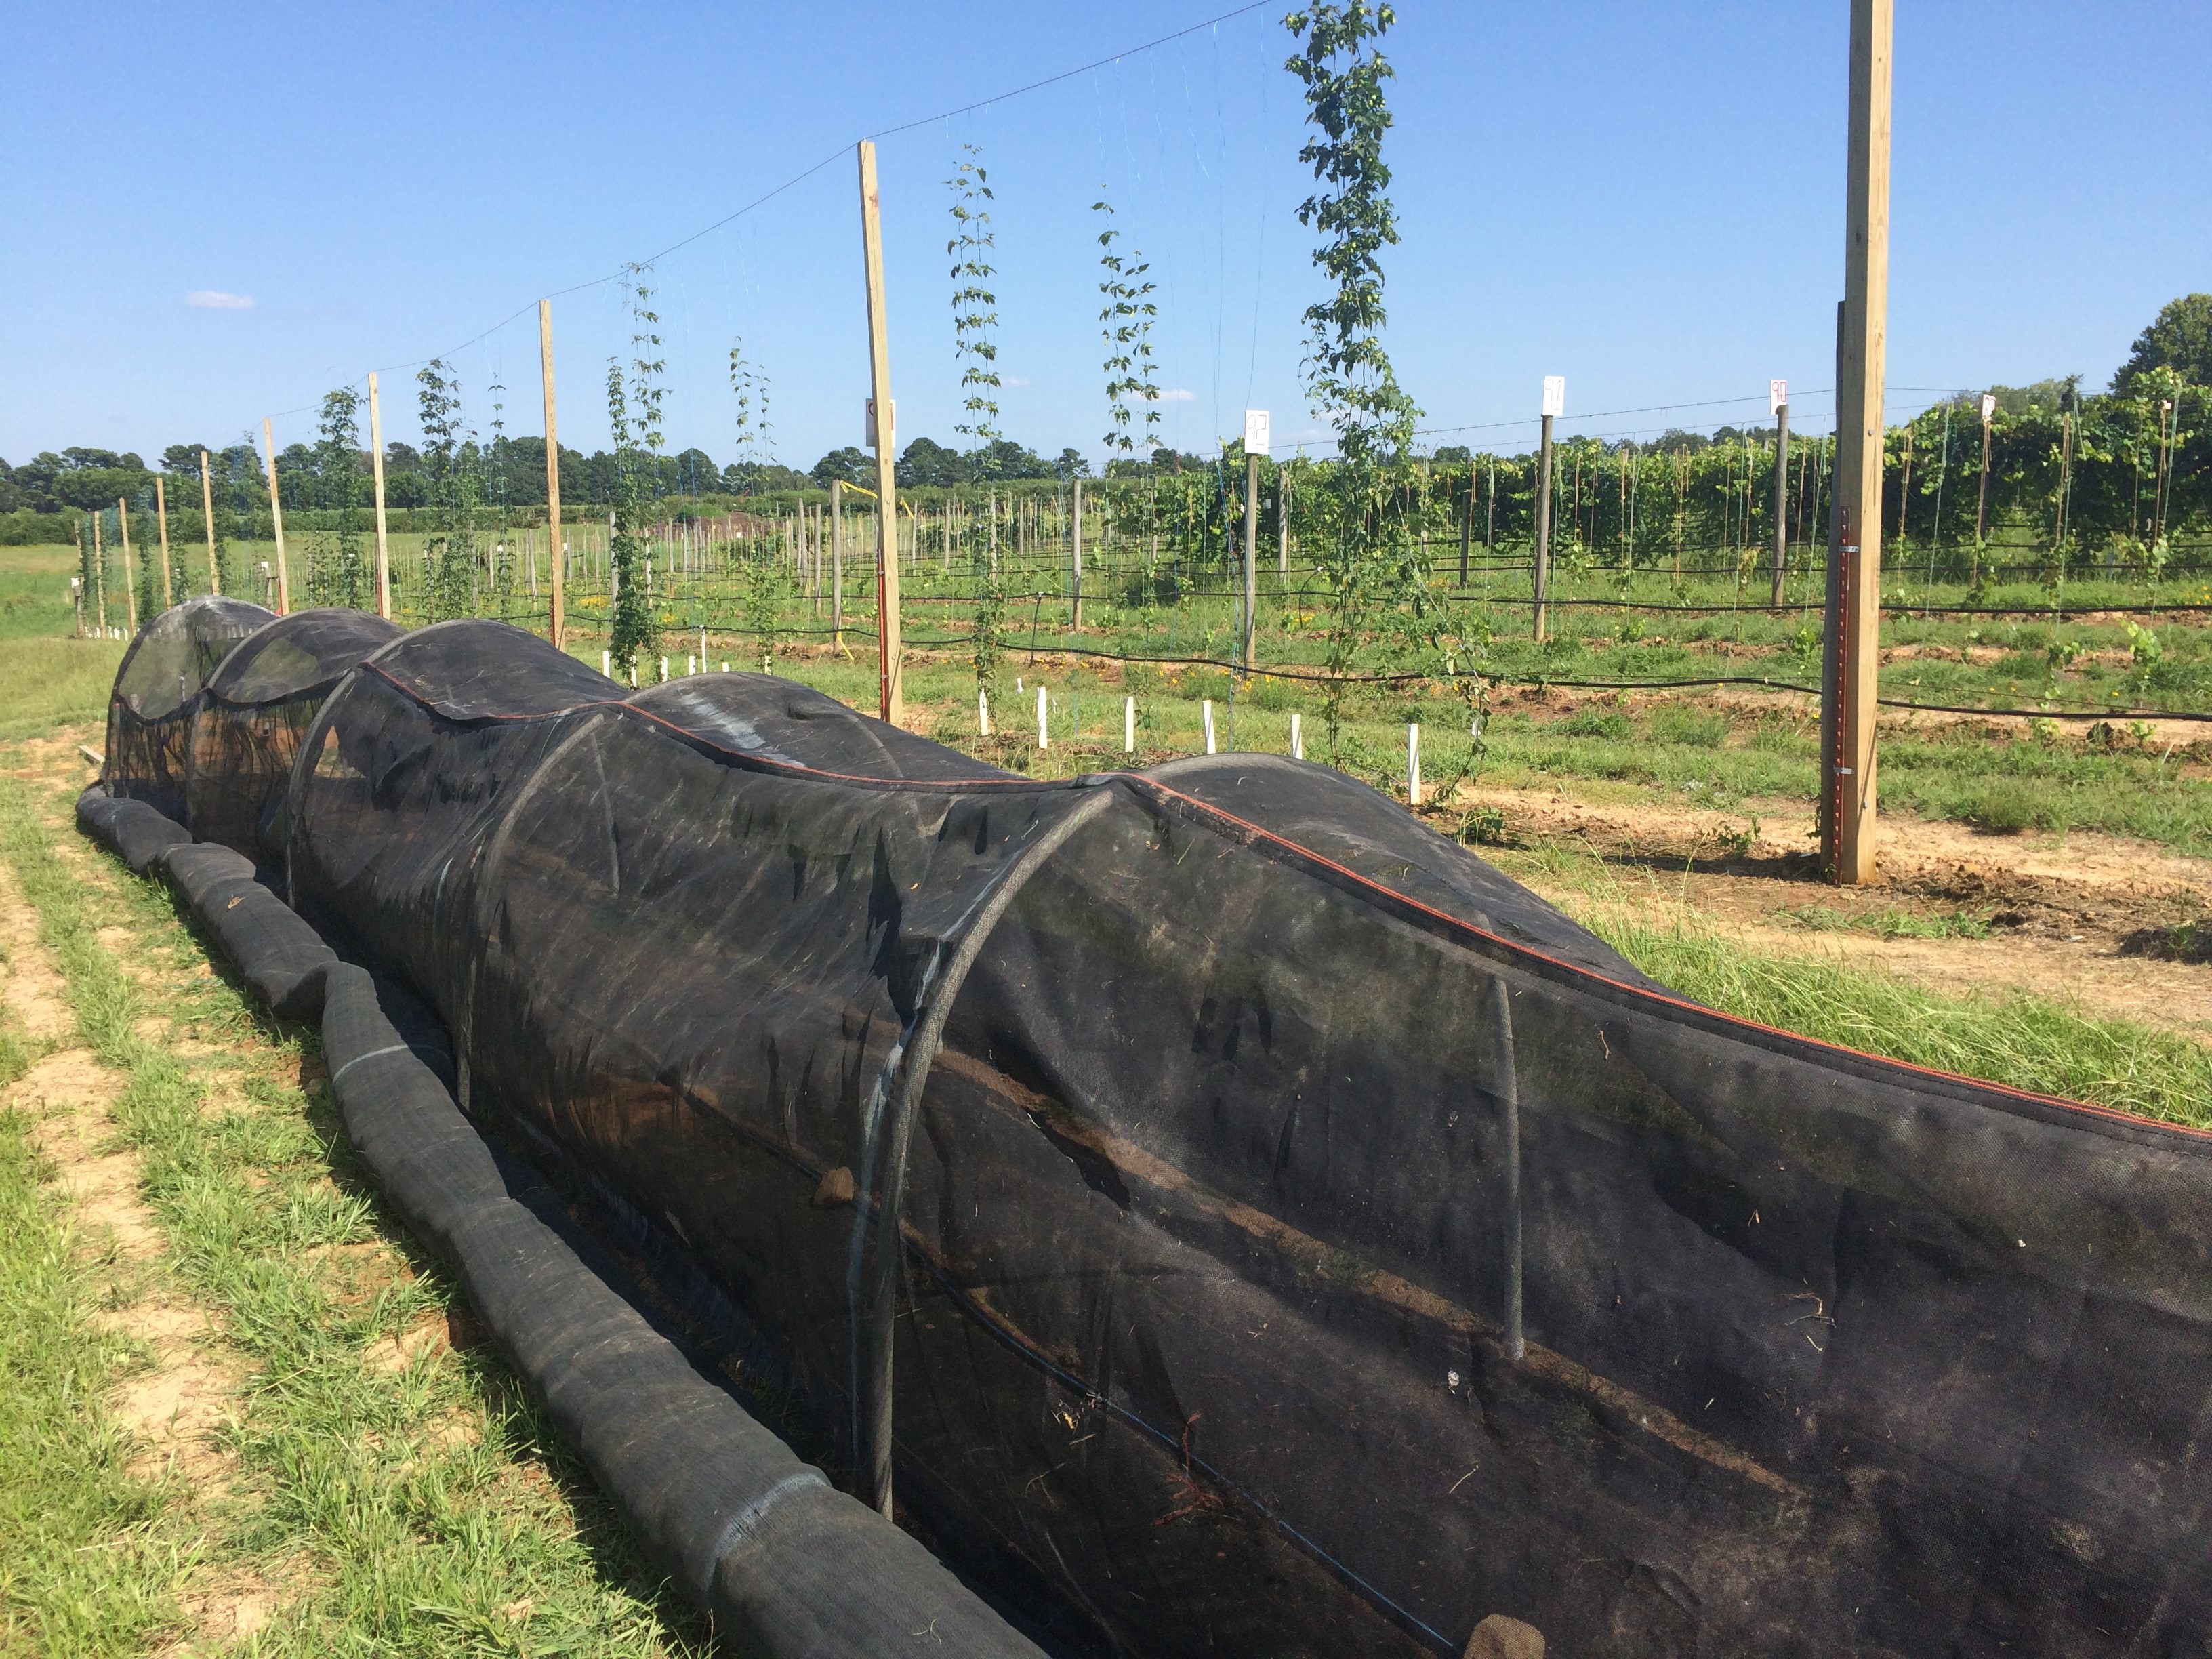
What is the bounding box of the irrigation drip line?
[1440,594,2212,617]
[724,628,2208,724]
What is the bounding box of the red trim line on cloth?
[353,658,2212,1147]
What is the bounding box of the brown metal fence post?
[1828,0,1891,886]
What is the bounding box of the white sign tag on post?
[1980,392,1996,424]
[865,398,895,450]
[1541,376,1565,419]
[1244,409,1271,457]
[1769,379,1788,416]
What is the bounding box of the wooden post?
[1533,413,1556,641]
[155,475,173,609]
[1826,0,1891,887]
[857,140,902,728]
[262,417,291,615]
[1771,398,1790,605]
[368,375,392,619]
[199,448,221,596]
[93,512,106,635]
[118,497,138,635]
[1069,478,1085,632]
[538,303,563,647]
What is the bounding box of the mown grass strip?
[1,777,705,1657]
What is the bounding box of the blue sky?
[4,1,2205,470]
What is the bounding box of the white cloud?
[1001,375,1032,388]
[1158,388,1195,403]
[185,290,254,310]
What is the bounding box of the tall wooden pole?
[857,140,902,726]
[93,512,106,635]
[369,373,392,619]
[1533,413,1556,642]
[537,302,563,648]
[262,417,291,615]
[1771,399,1790,605]
[155,475,173,609]
[118,497,138,635]
[199,449,221,596]
[1826,0,1891,886]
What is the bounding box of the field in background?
[7,537,2207,1095]
[3,516,2210,1651]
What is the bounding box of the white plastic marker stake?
[720,661,729,674]
[687,655,696,676]
[602,650,611,677]
[659,656,669,682]
[1036,684,1048,750]
[1291,712,1304,760]
[1408,722,1422,806]
[979,690,991,736]
[1203,701,1216,755]
[629,665,638,688]
[1123,695,1135,754]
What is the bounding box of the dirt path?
[1445,781,2212,1041]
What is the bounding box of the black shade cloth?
[104,596,274,821]
[73,780,1040,1658]
[186,607,401,874]
[104,611,2212,1657]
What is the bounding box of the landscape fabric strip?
[74,785,1042,1659]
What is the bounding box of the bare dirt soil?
[1443,781,2212,1041]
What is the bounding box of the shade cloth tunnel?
[93,597,2212,1659]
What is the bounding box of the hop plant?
[947,146,1002,466]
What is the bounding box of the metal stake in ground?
[154,475,173,610]
[1826,0,1891,886]
[1243,410,1268,672]
[1771,381,1790,605]
[1070,477,1084,634]
[1534,377,1563,641]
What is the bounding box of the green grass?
[0,909,188,1655]
[1588,909,2212,1128]
[0,773,707,1656]
[0,636,125,741]
[1776,904,1995,941]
